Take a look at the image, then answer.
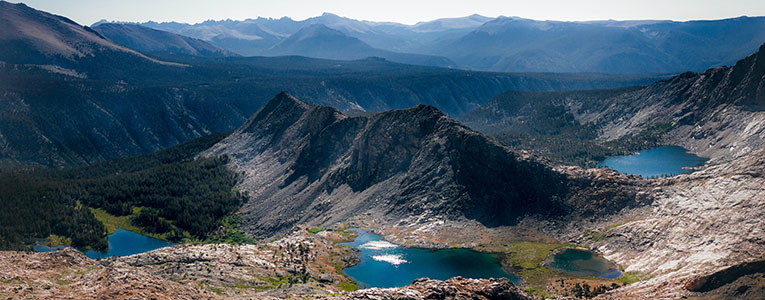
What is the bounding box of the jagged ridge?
[206,92,570,236]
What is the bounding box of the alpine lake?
[339,229,520,288]
[597,145,707,178]
[34,228,172,259]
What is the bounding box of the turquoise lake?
[597,146,707,178]
[339,229,519,288]
[547,248,622,279]
[34,228,172,259]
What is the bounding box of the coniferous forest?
[0,131,244,250]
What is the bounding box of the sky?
[9,0,765,26]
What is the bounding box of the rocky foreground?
[0,232,536,300]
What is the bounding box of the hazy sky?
[10,0,765,26]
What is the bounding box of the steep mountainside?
[463,44,765,164]
[92,23,234,57]
[206,92,571,237]
[592,44,765,162]
[0,1,182,77]
[263,24,456,67]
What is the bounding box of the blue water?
[34,228,172,259]
[548,248,622,279]
[339,229,519,288]
[597,146,707,178]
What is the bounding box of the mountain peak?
[208,93,569,236]
[272,91,303,104]
[403,104,446,118]
[295,23,343,37]
[265,91,311,111]
[240,91,313,133]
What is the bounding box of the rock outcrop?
[0,248,220,299]
[343,277,537,300]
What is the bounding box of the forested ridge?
[0,132,244,250]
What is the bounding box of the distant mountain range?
[258,24,456,67]
[118,12,765,73]
[0,1,661,167]
[92,23,234,57]
[444,16,765,73]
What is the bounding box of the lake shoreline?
[338,228,520,288]
[597,145,708,178]
[34,228,172,259]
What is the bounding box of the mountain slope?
[0,1,182,76]
[92,23,234,57]
[263,24,456,67]
[206,92,570,236]
[463,43,765,165]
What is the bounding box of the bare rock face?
[591,150,765,299]
[206,92,570,238]
[684,260,765,293]
[342,277,537,300]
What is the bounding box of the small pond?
[339,228,519,288]
[597,145,707,178]
[545,248,622,279]
[34,228,172,259]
